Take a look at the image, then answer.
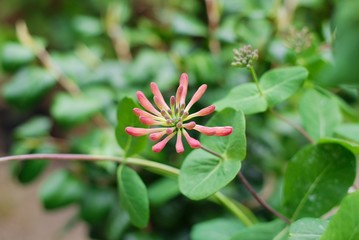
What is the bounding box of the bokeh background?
[0,0,358,239]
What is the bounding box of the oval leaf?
[191,218,244,240]
[40,169,84,209]
[321,190,359,240]
[115,97,147,157]
[2,67,56,108]
[260,66,308,107]
[289,218,328,240]
[200,108,246,160]
[282,143,356,220]
[179,149,241,200]
[299,89,342,141]
[231,220,285,240]
[51,92,101,127]
[215,83,267,115]
[117,165,149,228]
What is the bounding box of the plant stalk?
[249,66,264,96]
[238,172,291,224]
[0,153,255,226]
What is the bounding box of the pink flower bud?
[179,73,188,105]
[193,125,216,136]
[185,105,215,120]
[152,133,175,152]
[139,116,162,126]
[176,130,184,153]
[149,130,167,141]
[175,86,183,108]
[213,126,233,136]
[183,130,201,148]
[133,108,160,120]
[154,96,170,111]
[125,127,165,136]
[137,91,161,116]
[151,82,170,111]
[185,84,207,112]
[183,121,196,130]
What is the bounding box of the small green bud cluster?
[232,45,259,68]
[285,27,313,53]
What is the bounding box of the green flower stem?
[200,145,223,159]
[199,145,291,225]
[0,153,255,226]
[249,66,264,96]
[212,192,255,226]
[238,172,291,224]
[270,108,315,144]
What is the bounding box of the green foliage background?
[0,0,358,239]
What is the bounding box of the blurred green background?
[0,0,358,239]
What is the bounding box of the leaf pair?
[215,66,308,114]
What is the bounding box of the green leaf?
[200,108,246,160]
[319,138,359,155]
[171,14,207,37]
[191,218,244,240]
[10,160,48,184]
[179,109,245,200]
[299,89,342,141]
[105,205,130,240]
[230,220,286,240]
[51,92,101,127]
[321,191,359,240]
[115,97,147,157]
[215,83,267,114]
[260,67,308,107]
[289,218,328,240]
[282,143,356,220]
[117,165,149,228]
[148,178,180,206]
[179,149,241,200]
[10,143,55,184]
[14,116,52,138]
[335,123,359,143]
[80,187,115,224]
[72,15,103,37]
[1,42,35,70]
[40,169,84,209]
[2,67,56,108]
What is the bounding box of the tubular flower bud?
[125,73,233,153]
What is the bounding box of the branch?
[238,172,291,224]
[270,108,314,144]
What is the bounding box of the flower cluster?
[285,27,313,53]
[231,45,259,68]
[125,73,233,153]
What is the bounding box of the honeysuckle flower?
[125,73,233,153]
[232,45,258,68]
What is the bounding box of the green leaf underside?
[148,178,180,206]
[179,149,241,200]
[51,93,101,126]
[3,67,56,108]
[289,218,328,240]
[335,123,359,143]
[116,97,147,157]
[201,108,246,160]
[321,191,359,240]
[191,218,244,240]
[299,89,342,141]
[260,66,308,107]
[230,220,285,240]
[282,143,356,220]
[319,138,359,155]
[117,165,149,228]
[40,170,84,209]
[215,83,267,114]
